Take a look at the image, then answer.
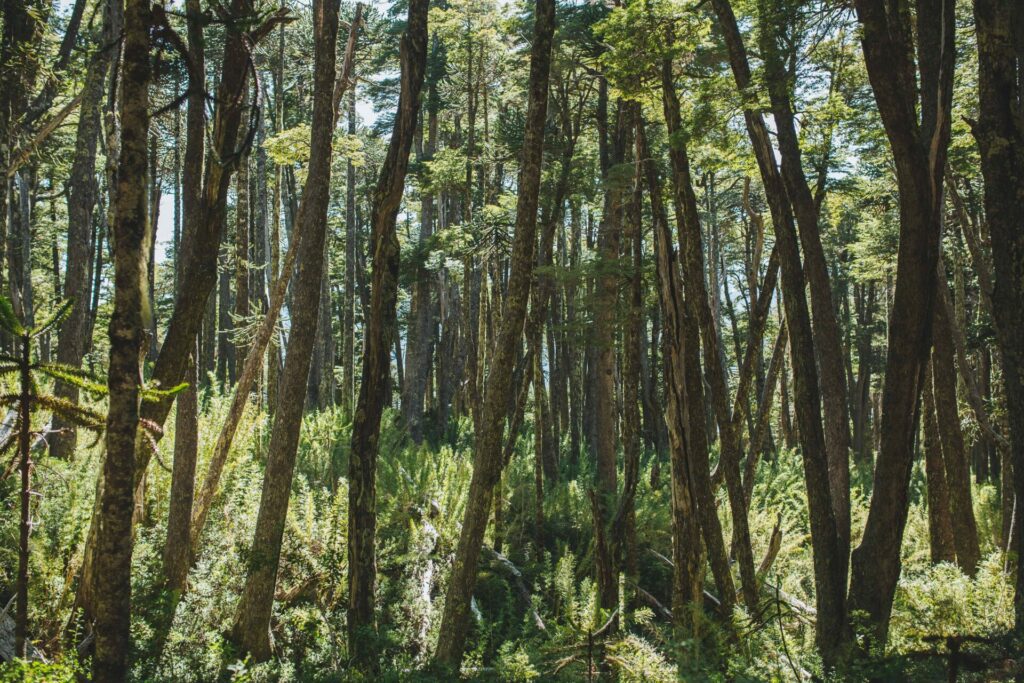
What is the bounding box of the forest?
[1,0,1023,679]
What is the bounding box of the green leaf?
[34,395,106,431]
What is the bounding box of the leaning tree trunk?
[846,0,955,652]
[973,0,1024,632]
[709,0,846,664]
[50,0,117,460]
[931,268,980,574]
[347,0,427,665]
[662,62,758,610]
[432,0,555,665]
[92,0,150,676]
[230,0,342,659]
[757,0,851,551]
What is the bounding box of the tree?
[347,0,428,664]
[847,0,956,652]
[433,0,556,665]
[972,0,1024,632]
[230,0,343,659]
[0,299,105,658]
[92,0,152,675]
[49,0,119,461]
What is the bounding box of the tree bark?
[433,0,554,665]
[973,0,1024,631]
[661,62,758,610]
[931,269,981,574]
[847,0,955,651]
[50,0,117,460]
[637,113,706,636]
[709,0,845,663]
[92,0,150,675]
[347,0,427,664]
[924,364,957,565]
[757,0,851,551]
[230,0,342,659]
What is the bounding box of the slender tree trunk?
[757,0,851,551]
[50,0,116,460]
[402,65,439,441]
[637,114,705,636]
[92,0,150,675]
[662,64,758,609]
[347,0,427,664]
[433,0,554,664]
[591,81,625,611]
[234,118,251,377]
[931,270,981,574]
[230,0,342,658]
[924,366,956,564]
[710,0,845,662]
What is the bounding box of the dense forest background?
[1,0,1024,679]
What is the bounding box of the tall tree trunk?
[852,282,876,463]
[230,0,342,658]
[931,267,981,574]
[973,0,1024,631]
[50,0,117,460]
[661,62,758,609]
[433,0,554,664]
[234,119,251,377]
[757,0,851,551]
[347,0,427,665]
[637,114,706,635]
[591,81,625,611]
[92,0,150,675]
[847,0,955,651]
[402,61,440,441]
[709,0,845,663]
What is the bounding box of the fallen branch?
[481,546,547,634]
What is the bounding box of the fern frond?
[34,395,106,431]
[31,298,74,338]
[141,382,188,402]
[0,296,25,336]
[37,363,107,396]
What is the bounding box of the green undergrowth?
[0,393,1016,681]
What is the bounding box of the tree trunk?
[50,0,117,460]
[347,0,427,665]
[230,0,342,659]
[637,113,706,636]
[710,0,845,663]
[234,120,250,377]
[757,0,851,552]
[973,0,1024,631]
[924,365,956,565]
[92,0,150,675]
[847,0,955,651]
[402,67,439,441]
[662,63,758,609]
[591,81,625,611]
[931,269,981,574]
[433,0,554,664]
